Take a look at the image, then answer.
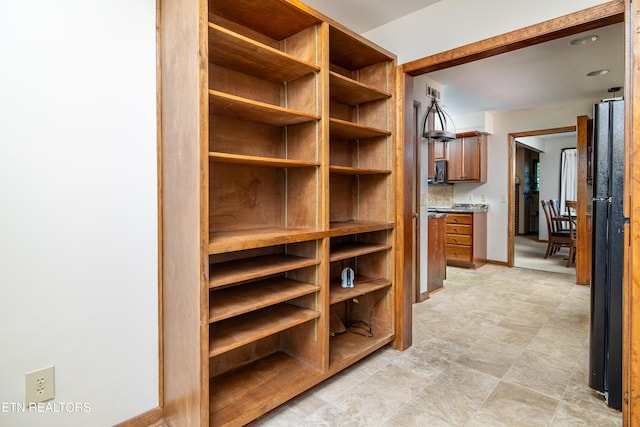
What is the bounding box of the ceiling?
[426,23,624,117]
[300,1,625,118]
[302,0,446,33]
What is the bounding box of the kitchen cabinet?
[427,214,447,294]
[427,139,447,179]
[446,131,487,182]
[445,212,487,268]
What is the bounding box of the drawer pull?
[452,238,457,242]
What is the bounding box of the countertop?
[427,212,448,219]
[427,203,489,213]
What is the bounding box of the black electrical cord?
[345,287,388,338]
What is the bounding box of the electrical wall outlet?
[420,193,426,206]
[25,366,55,403]
[467,194,474,202]
[480,193,487,202]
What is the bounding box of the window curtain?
[560,148,577,213]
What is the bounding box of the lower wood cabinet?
[427,214,447,294]
[445,212,487,268]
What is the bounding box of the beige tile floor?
[250,264,622,427]
[514,235,576,275]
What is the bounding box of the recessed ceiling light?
[570,35,599,46]
[587,69,609,77]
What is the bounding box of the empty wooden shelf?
[208,23,320,84]
[210,277,319,322]
[209,253,320,288]
[209,304,320,357]
[209,90,319,126]
[160,0,401,424]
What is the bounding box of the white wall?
[364,0,610,64]
[0,1,158,426]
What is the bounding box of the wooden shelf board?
[330,242,391,262]
[210,0,321,41]
[210,278,319,322]
[209,227,322,254]
[210,90,320,126]
[329,326,394,371]
[209,304,319,357]
[329,276,391,305]
[329,26,394,71]
[210,351,322,427]
[330,71,391,105]
[329,118,390,140]
[328,221,394,237]
[210,152,319,168]
[329,165,391,175]
[209,23,319,83]
[210,253,320,288]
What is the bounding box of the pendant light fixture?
[422,97,456,141]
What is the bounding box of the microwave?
[432,159,447,184]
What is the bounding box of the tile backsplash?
[428,185,454,206]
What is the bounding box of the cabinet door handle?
[452,238,457,243]
[452,227,457,233]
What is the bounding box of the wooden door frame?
[412,100,424,303]
[576,114,593,286]
[625,1,639,423]
[399,0,640,423]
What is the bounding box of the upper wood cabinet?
[446,131,488,182]
[427,139,447,178]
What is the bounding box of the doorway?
[511,128,578,274]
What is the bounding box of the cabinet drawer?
[446,224,472,235]
[446,214,472,225]
[446,234,472,246]
[446,244,472,262]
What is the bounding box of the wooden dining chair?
[550,199,569,232]
[540,199,572,259]
[565,200,577,267]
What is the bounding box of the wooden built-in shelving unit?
[161,0,400,425]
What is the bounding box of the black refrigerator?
[589,97,625,411]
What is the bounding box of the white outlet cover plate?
[25,365,55,404]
